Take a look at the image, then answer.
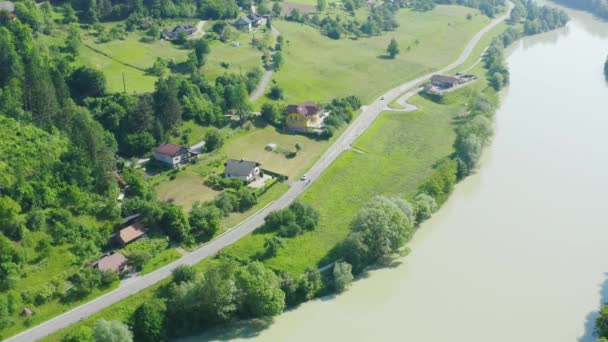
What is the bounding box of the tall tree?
[387,38,399,58]
[154,77,182,134]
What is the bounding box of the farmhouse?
[0,1,15,19]
[286,101,322,132]
[225,159,261,183]
[430,74,462,88]
[116,221,147,246]
[153,143,190,168]
[234,13,263,32]
[162,23,196,40]
[96,252,128,273]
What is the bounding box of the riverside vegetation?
[34,0,571,341]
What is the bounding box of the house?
[224,159,261,183]
[162,24,196,40]
[153,143,190,168]
[430,75,462,89]
[234,16,253,32]
[116,221,147,246]
[0,1,14,12]
[0,1,15,18]
[234,13,264,32]
[96,252,128,273]
[286,101,322,132]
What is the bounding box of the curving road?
[249,24,281,102]
[5,4,512,341]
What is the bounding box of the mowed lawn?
[156,170,221,211]
[224,125,331,179]
[274,5,489,103]
[224,95,462,274]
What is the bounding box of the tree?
[333,261,353,293]
[66,23,81,56]
[154,77,182,133]
[193,39,210,67]
[93,319,133,342]
[235,261,285,318]
[132,299,167,342]
[413,193,437,224]
[268,84,284,100]
[273,51,284,70]
[68,66,107,102]
[317,0,327,12]
[161,204,191,243]
[298,267,322,300]
[598,304,608,338]
[204,130,224,152]
[63,4,78,24]
[272,2,281,17]
[0,196,25,240]
[172,264,197,285]
[295,143,303,154]
[68,268,102,300]
[264,236,286,257]
[387,38,400,58]
[189,202,222,239]
[261,102,284,125]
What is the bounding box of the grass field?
[202,26,270,81]
[156,170,221,211]
[224,125,331,179]
[274,5,489,104]
[222,95,461,274]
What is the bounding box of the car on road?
[381,96,385,100]
[301,174,307,181]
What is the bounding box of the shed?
[21,307,33,317]
[117,221,147,245]
[97,252,128,273]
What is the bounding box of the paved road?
[5,5,512,341]
[250,24,281,102]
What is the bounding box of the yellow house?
[286,101,321,132]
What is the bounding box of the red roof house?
[117,221,147,245]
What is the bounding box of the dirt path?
[249,24,281,102]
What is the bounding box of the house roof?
[431,75,460,85]
[249,13,262,21]
[118,221,147,244]
[97,253,127,273]
[225,159,260,177]
[153,143,187,157]
[112,171,127,188]
[0,1,15,12]
[236,16,253,25]
[287,101,321,118]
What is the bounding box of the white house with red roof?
[152,143,190,168]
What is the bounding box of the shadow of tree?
[579,273,608,342]
[176,318,272,341]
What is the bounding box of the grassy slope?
[156,170,222,212]
[274,5,489,104]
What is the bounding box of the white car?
[381,96,385,100]
[301,174,308,181]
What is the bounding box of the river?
[189,5,608,342]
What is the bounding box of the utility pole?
[122,71,127,94]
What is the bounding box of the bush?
[333,262,354,293]
[172,265,197,285]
